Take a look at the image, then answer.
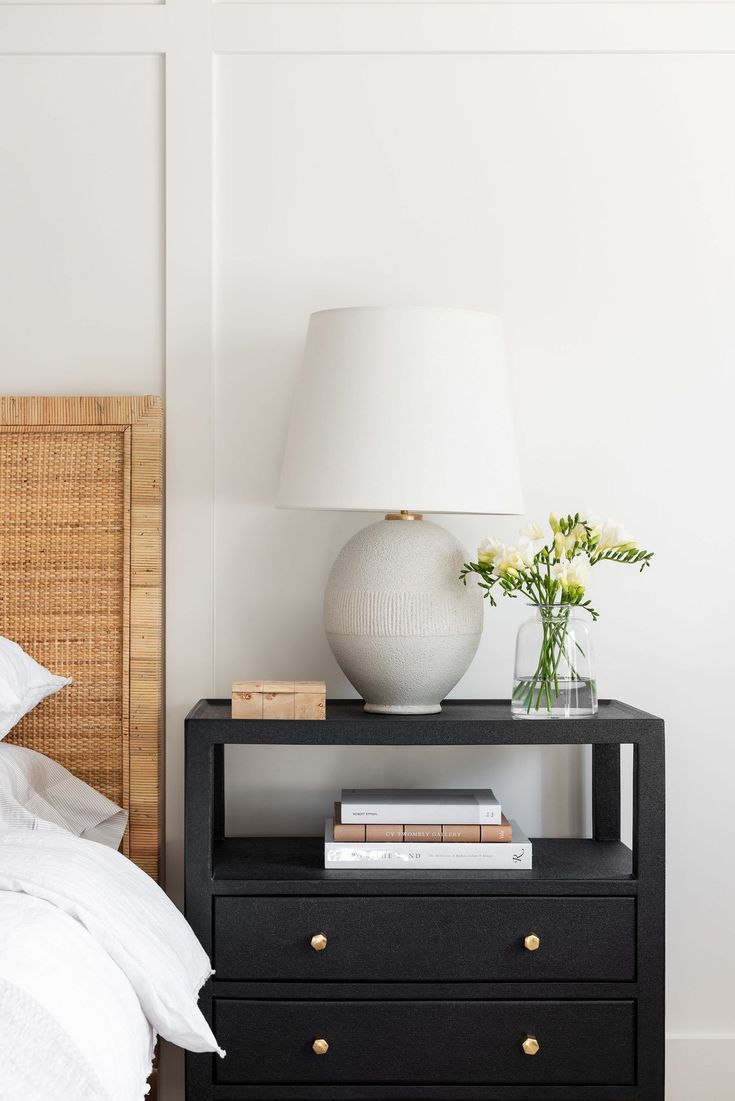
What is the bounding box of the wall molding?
[213,2,735,55]
[0,6,166,53]
[4,2,735,57]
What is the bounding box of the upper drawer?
[214,895,635,981]
[214,998,636,1085]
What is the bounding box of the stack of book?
[324,788,532,870]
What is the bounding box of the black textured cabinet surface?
[214,999,636,1086]
[214,895,636,982]
[185,699,665,1101]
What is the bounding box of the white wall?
[2,4,734,1099]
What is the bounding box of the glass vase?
[512,604,597,719]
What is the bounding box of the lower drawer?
[214,999,635,1086]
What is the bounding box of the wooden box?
[231,681,326,720]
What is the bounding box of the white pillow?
[0,744,128,849]
[0,637,71,739]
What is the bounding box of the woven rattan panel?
[0,396,162,880]
[1,430,127,806]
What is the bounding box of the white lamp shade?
[277,306,523,515]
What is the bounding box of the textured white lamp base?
[324,519,483,714]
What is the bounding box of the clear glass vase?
[512,604,597,719]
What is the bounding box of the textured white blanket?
[0,894,154,1101]
[0,829,223,1100]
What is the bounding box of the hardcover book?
[324,819,532,870]
[340,788,501,825]
[332,803,513,843]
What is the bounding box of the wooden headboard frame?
[0,396,163,880]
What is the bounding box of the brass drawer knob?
[522,1035,540,1056]
[310,933,328,951]
[312,1038,329,1055]
[524,933,540,952]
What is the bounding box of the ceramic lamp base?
[324,519,483,714]
[364,702,442,715]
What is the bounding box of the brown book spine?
[480,815,512,843]
[332,802,366,842]
[442,825,481,843]
[404,825,442,843]
[366,823,404,842]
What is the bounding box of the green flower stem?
[521,608,587,715]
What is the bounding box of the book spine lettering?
[442,825,480,843]
[481,819,512,842]
[404,825,442,843]
[365,824,403,842]
[332,802,367,842]
[324,843,532,870]
[331,814,512,843]
[341,806,500,825]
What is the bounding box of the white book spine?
[324,820,531,870]
[340,801,501,825]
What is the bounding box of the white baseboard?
[666,1037,735,1100]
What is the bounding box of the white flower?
[554,530,577,557]
[516,539,537,567]
[551,553,592,592]
[519,520,546,557]
[579,508,602,542]
[477,537,505,566]
[595,519,636,553]
[492,545,528,579]
[521,520,545,543]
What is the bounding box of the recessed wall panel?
[0,56,163,390]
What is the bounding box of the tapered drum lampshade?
[278,307,523,713]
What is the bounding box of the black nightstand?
[185,699,664,1100]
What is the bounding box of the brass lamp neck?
[385,510,424,521]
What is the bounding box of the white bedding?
[0,829,223,1101]
[0,894,154,1100]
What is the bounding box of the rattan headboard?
[0,396,163,880]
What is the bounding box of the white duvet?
[0,829,223,1100]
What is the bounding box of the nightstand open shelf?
[212,835,634,888]
[185,698,664,1100]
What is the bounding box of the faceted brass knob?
[524,933,540,952]
[522,1035,540,1056]
[312,1038,329,1055]
[310,933,328,951]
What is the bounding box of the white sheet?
[0,829,223,1101]
[0,893,154,1101]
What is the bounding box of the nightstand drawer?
[214,998,635,1085]
[214,896,635,981]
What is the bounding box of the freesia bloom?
[595,519,636,553]
[521,520,544,543]
[520,521,546,557]
[492,545,528,579]
[551,553,592,592]
[554,530,577,557]
[579,509,602,542]
[477,536,505,566]
[516,539,538,567]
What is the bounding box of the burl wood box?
[231,681,326,720]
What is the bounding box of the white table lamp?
[278,306,523,714]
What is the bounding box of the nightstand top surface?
[185,698,663,745]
